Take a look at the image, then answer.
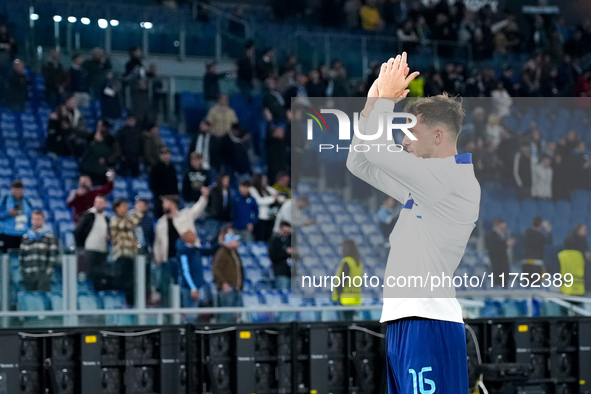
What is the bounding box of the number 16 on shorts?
[408,367,435,394]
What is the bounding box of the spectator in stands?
[228,5,246,39]
[220,123,252,181]
[182,152,210,207]
[203,61,229,109]
[132,78,153,125]
[153,192,209,307]
[66,173,114,223]
[565,141,591,191]
[232,180,258,242]
[42,49,65,109]
[564,28,585,60]
[564,223,591,261]
[146,64,167,122]
[523,216,552,261]
[136,198,154,251]
[257,47,276,82]
[80,120,118,186]
[332,239,363,319]
[142,122,166,173]
[149,146,179,218]
[74,195,111,291]
[359,0,384,31]
[0,24,17,62]
[330,60,351,97]
[124,47,145,81]
[272,171,292,200]
[176,230,218,321]
[273,194,315,233]
[397,20,419,52]
[64,95,89,155]
[236,41,256,99]
[110,199,147,305]
[19,210,59,292]
[205,94,238,137]
[212,226,244,322]
[6,59,29,112]
[0,24,17,103]
[45,105,72,157]
[513,140,532,200]
[263,77,287,123]
[268,221,292,290]
[485,218,515,287]
[205,174,233,242]
[65,53,90,107]
[188,121,221,175]
[250,174,284,242]
[83,47,112,99]
[100,71,122,121]
[117,114,142,177]
[343,0,361,30]
[0,180,34,253]
[531,155,553,200]
[376,196,398,241]
[265,126,289,186]
[305,69,327,97]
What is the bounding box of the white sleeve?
[351,99,446,204]
[346,101,408,203]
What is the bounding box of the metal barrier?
[2,247,591,328]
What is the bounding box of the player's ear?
[433,128,443,145]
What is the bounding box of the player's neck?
[432,145,458,159]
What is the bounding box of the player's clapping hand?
[377,52,419,102]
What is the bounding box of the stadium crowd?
[0,0,591,317]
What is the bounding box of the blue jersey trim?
[454,153,472,164]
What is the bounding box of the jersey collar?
[454,153,472,164]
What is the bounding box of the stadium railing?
[2,249,591,328]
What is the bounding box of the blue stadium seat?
[48,292,63,311]
[17,291,49,312]
[77,292,101,310]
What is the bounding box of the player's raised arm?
[358,53,454,203]
[345,78,409,204]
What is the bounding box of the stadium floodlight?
[68,16,77,23]
[53,15,62,22]
[30,14,39,21]
[98,19,108,29]
[140,21,153,29]
[110,19,119,27]
[81,17,90,25]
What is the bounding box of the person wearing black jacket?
[73,195,111,291]
[265,125,288,185]
[219,123,252,180]
[203,62,229,108]
[7,59,29,112]
[523,216,552,260]
[485,218,516,287]
[188,121,221,175]
[149,147,179,218]
[236,41,256,99]
[513,140,532,200]
[564,223,591,261]
[42,49,65,109]
[204,174,232,242]
[182,152,210,206]
[268,221,292,290]
[262,78,287,123]
[117,114,142,177]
